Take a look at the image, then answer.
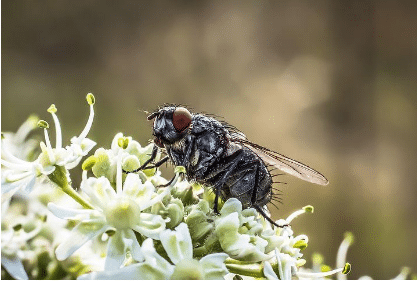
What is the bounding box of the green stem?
[225,258,266,279]
[48,165,94,209]
[192,246,207,258]
[61,183,94,209]
[45,262,67,280]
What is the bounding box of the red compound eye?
[172,107,192,132]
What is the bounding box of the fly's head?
[147,106,192,148]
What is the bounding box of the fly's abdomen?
[214,148,273,209]
[254,163,273,207]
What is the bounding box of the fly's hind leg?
[250,163,289,229]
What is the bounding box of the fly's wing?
[218,119,329,185]
[231,138,329,185]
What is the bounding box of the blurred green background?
[2,0,417,279]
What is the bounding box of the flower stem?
[225,258,265,279]
[44,262,67,280]
[61,183,94,209]
[48,166,94,209]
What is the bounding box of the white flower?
[214,198,272,262]
[90,132,161,183]
[1,95,96,204]
[1,219,42,280]
[78,223,229,280]
[48,149,182,270]
[1,114,39,161]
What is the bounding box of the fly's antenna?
[147,112,158,120]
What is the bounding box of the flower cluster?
[2,95,413,280]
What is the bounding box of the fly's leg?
[122,144,159,174]
[250,163,289,229]
[142,156,169,170]
[212,151,245,214]
[156,173,177,188]
[213,187,221,214]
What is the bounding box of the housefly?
[124,105,328,227]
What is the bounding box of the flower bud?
[122,155,140,173]
[293,240,308,250]
[82,156,97,171]
[166,199,184,229]
[170,259,204,280]
[117,137,129,149]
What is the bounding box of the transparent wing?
[218,119,329,185]
[230,138,329,186]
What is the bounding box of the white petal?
[1,255,29,280]
[79,138,97,155]
[21,175,36,194]
[263,261,279,280]
[65,156,82,170]
[55,220,107,261]
[104,231,126,270]
[81,177,116,210]
[78,262,169,280]
[199,253,229,280]
[54,148,72,166]
[123,176,154,206]
[104,229,143,270]
[124,229,144,262]
[215,212,271,262]
[47,202,93,219]
[159,223,192,265]
[141,238,175,277]
[132,213,166,240]
[220,198,243,216]
[110,133,124,153]
[40,165,56,175]
[1,181,25,204]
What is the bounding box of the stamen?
[40,141,56,164]
[77,94,95,142]
[336,232,354,280]
[116,151,123,195]
[15,114,39,142]
[286,205,314,223]
[297,266,345,278]
[48,105,62,149]
[0,142,32,166]
[5,171,34,182]
[1,159,32,171]
[392,267,411,280]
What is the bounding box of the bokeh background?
[2,0,417,279]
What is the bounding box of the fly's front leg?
[182,135,195,170]
[142,156,169,170]
[122,144,159,174]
